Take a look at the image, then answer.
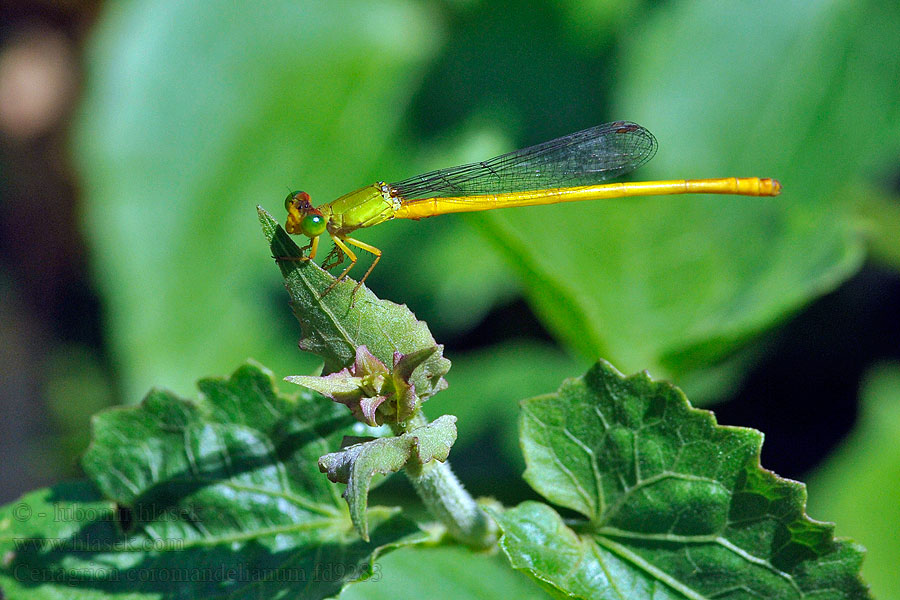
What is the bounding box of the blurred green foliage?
[73,0,900,400]
[74,1,443,402]
[69,0,900,596]
[807,364,900,600]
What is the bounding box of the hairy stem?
[393,411,498,549]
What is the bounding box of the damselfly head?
[284,190,326,238]
[284,190,312,212]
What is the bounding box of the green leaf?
[0,481,420,600]
[260,207,451,399]
[339,544,552,600]
[493,361,870,599]
[73,0,441,402]
[319,415,457,541]
[807,364,900,600]
[82,363,354,509]
[0,364,426,599]
[855,189,900,273]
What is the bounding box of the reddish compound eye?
[284,190,311,211]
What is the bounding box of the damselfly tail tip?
[766,178,782,196]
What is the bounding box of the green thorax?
[322,182,398,235]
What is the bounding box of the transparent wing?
[389,121,658,200]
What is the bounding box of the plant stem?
[393,411,498,549]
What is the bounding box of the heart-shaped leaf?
[0,364,426,599]
[491,361,870,599]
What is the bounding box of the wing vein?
[389,121,657,200]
